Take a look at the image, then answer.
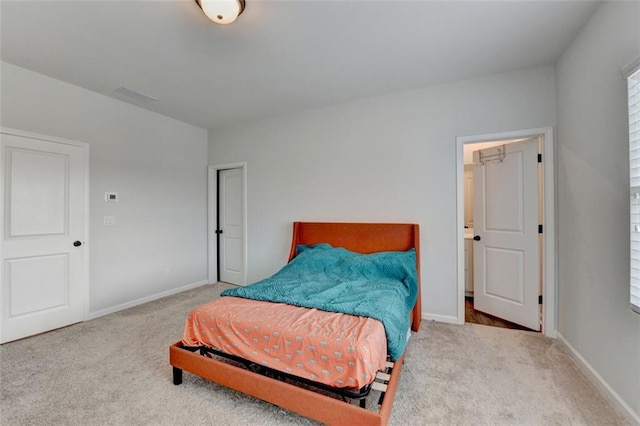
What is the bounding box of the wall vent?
[115,86,158,103]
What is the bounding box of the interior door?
[472,138,540,330]
[1,131,87,343]
[218,168,244,285]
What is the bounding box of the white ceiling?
[0,0,600,130]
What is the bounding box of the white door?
[1,131,87,343]
[218,168,244,285]
[472,139,540,330]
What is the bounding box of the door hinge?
[538,224,543,234]
[538,153,542,163]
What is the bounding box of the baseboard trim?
[87,280,210,320]
[423,312,460,324]
[556,332,640,426]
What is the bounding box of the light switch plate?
[105,192,118,202]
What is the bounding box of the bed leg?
[173,367,183,385]
[359,398,366,409]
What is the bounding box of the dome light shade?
[196,0,245,25]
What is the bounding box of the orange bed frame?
[170,222,421,426]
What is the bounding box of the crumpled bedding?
[182,296,387,388]
[222,244,418,360]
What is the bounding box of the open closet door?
[472,138,540,331]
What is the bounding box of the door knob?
[473,235,481,241]
[73,240,82,247]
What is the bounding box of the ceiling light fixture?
[196,0,245,25]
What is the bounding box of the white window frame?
[627,60,640,315]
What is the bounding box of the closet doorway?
[456,128,557,337]
[208,163,247,286]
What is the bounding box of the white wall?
[556,1,640,419]
[208,65,556,321]
[0,62,209,315]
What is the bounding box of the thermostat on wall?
[105,192,118,202]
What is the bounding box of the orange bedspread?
[182,296,387,389]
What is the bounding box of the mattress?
[182,296,388,389]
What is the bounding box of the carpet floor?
[0,283,629,425]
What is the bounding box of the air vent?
[115,86,158,103]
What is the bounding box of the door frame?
[0,127,90,342]
[456,127,556,337]
[207,162,247,285]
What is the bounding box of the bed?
[170,222,421,426]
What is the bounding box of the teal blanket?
[221,244,418,360]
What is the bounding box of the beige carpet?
[0,283,629,426]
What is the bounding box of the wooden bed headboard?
[288,222,422,331]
